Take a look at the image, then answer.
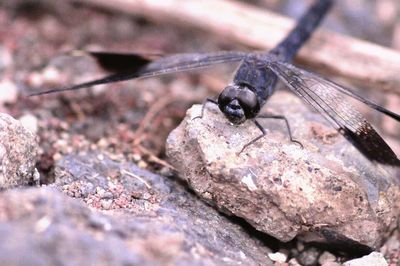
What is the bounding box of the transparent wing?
[296,67,400,122]
[267,61,400,166]
[30,51,247,96]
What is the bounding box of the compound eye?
[237,90,260,118]
[218,86,237,105]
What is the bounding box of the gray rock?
[0,113,39,188]
[166,91,400,249]
[0,187,150,266]
[49,152,274,265]
[343,252,387,266]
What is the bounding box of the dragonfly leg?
[257,114,304,149]
[238,120,267,154]
[193,98,218,120]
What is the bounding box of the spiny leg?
[257,114,304,148]
[193,98,218,120]
[239,120,267,154]
[239,115,303,154]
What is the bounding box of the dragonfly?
[31,0,400,166]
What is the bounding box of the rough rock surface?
[0,113,39,188]
[166,91,400,250]
[0,152,273,266]
[342,252,388,266]
[0,187,147,266]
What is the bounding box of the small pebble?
[19,114,38,134]
[132,153,142,162]
[73,190,82,198]
[27,72,43,87]
[142,192,152,200]
[297,246,320,266]
[288,258,301,266]
[267,251,287,263]
[96,138,108,148]
[131,191,143,199]
[96,187,106,197]
[0,45,12,71]
[101,192,114,200]
[0,78,18,104]
[138,160,148,169]
[318,251,337,265]
[53,152,62,161]
[101,199,113,210]
[42,66,61,85]
[97,153,105,160]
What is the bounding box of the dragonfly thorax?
[217,83,260,124]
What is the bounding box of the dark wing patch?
[86,51,159,73]
[267,61,400,166]
[30,51,246,96]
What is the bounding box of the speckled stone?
[166,91,400,249]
